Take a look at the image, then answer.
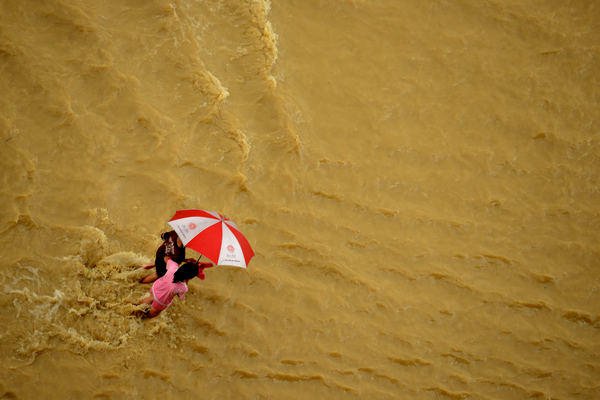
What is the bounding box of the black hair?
[161,230,178,241]
[173,262,199,283]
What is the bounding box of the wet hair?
[173,262,200,283]
[161,230,178,241]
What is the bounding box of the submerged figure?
[135,258,212,319]
[140,230,186,283]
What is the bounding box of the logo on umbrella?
[227,245,235,253]
[188,223,197,230]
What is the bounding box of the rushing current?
[1,1,599,398]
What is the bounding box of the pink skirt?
[149,288,170,311]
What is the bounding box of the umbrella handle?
[196,255,202,264]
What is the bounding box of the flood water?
[1,0,599,398]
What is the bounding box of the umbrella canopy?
[167,209,254,268]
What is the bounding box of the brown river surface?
[1,0,599,398]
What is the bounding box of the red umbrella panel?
[167,209,254,268]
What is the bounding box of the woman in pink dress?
[135,258,211,318]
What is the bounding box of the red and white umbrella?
[167,209,254,268]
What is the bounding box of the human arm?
[176,285,187,299]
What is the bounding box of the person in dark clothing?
[140,230,187,283]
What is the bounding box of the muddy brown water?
[0,1,599,398]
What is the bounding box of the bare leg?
[142,263,155,269]
[144,307,162,318]
[138,296,154,305]
[131,296,154,317]
[140,272,158,284]
[134,298,162,319]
